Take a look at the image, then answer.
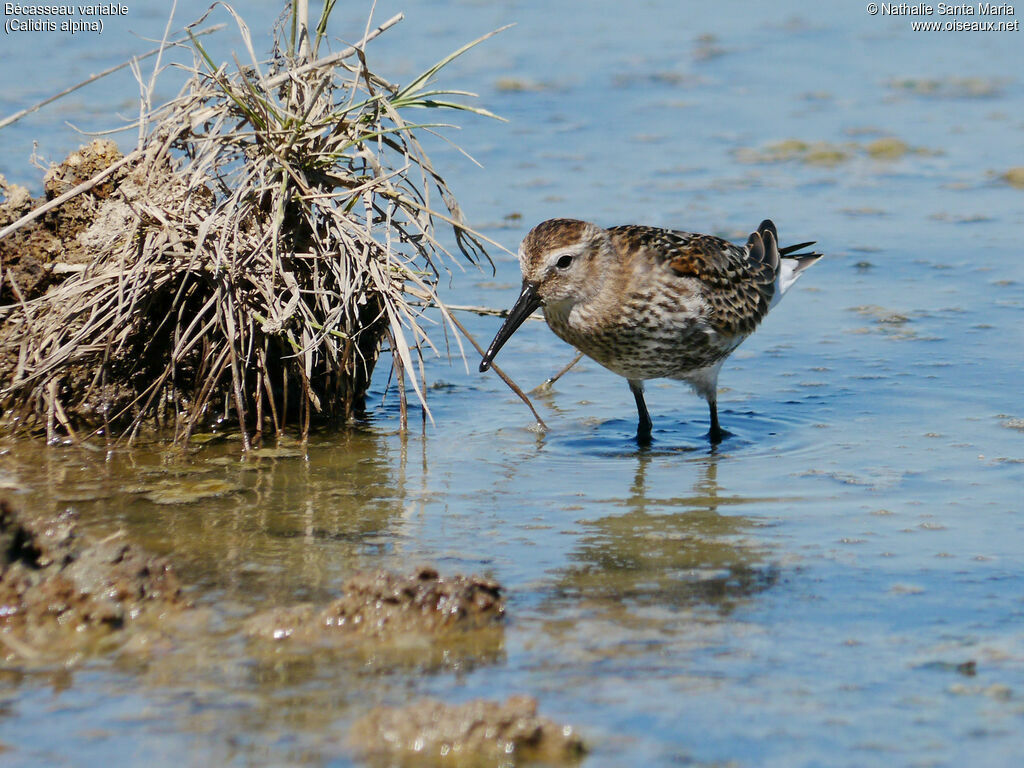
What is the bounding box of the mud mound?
[0,498,185,662]
[246,566,504,642]
[0,140,128,304]
[350,695,585,765]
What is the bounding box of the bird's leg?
[707,398,723,444]
[629,379,652,445]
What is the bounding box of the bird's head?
[480,219,610,372]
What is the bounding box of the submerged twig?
[444,311,547,430]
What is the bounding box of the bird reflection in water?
[541,454,780,653]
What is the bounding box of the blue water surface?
[1,1,1023,766]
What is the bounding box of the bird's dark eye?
[555,254,574,269]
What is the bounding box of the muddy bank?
[246,566,504,641]
[0,140,127,304]
[350,695,586,766]
[0,498,186,663]
[0,484,578,761]
[0,140,187,437]
[246,566,506,670]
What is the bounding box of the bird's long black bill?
[479,281,541,372]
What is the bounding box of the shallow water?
[2,1,1024,766]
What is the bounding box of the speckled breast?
[543,298,735,381]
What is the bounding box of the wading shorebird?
[479,218,822,445]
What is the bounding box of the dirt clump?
[246,566,504,643]
[0,498,185,662]
[0,142,205,437]
[350,695,585,765]
[0,140,128,304]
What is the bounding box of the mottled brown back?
[607,225,777,336]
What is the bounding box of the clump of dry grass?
[0,4,513,447]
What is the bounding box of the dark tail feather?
[779,240,820,257]
[759,219,821,260]
[745,231,765,264]
[757,219,778,243]
[761,228,780,271]
[751,221,781,271]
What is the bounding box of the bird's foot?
[707,425,730,445]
